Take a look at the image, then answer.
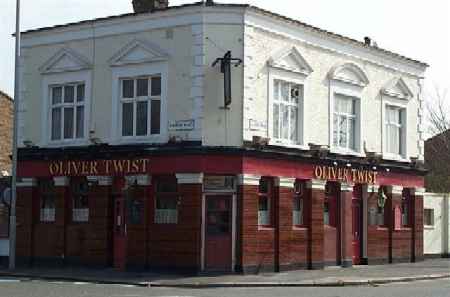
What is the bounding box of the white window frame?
[111,63,168,144]
[382,100,409,162]
[268,68,306,149]
[329,81,363,156]
[41,70,91,147]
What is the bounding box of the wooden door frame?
[201,193,236,272]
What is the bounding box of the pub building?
[15,0,427,273]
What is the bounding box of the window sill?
[258,226,275,231]
[270,141,308,151]
[292,226,308,231]
[113,135,167,145]
[395,227,412,231]
[376,226,388,230]
[46,139,90,147]
[424,225,435,230]
[330,148,365,158]
[382,154,409,163]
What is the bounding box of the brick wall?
[0,91,12,175]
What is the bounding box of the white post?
[9,0,20,270]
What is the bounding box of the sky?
[0,0,449,99]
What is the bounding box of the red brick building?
[15,1,427,273]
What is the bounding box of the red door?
[113,179,127,270]
[205,195,232,271]
[352,197,361,265]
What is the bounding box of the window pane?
[291,85,300,103]
[51,108,61,140]
[64,107,74,139]
[136,101,148,136]
[273,80,280,101]
[290,106,298,141]
[77,84,85,102]
[273,104,279,139]
[64,85,75,103]
[52,87,62,105]
[282,105,289,140]
[338,116,347,148]
[151,77,161,96]
[122,79,134,98]
[137,78,148,97]
[349,118,356,150]
[281,82,289,102]
[122,102,134,136]
[76,106,84,138]
[333,115,339,146]
[151,100,161,135]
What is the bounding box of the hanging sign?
[314,165,378,185]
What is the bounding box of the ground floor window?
[258,178,272,227]
[155,178,178,224]
[40,179,56,222]
[293,181,305,226]
[71,178,89,222]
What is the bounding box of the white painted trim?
[329,80,364,156]
[17,178,37,187]
[368,185,380,193]
[39,47,92,74]
[53,176,69,186]
[125,175,151,186]
[381,100,408,161]
[305,179,326,190]
[389,185,403,195]
[41,70,92,147]
[340,182,354,192]
[268,46,313,75]
[275,177,296,188]
[382,77,414,100]
[109,39,169,67]
[110,62,168,145]
[176,173,204,184]
[414,187,426,195]
[237,174,261,186]
[87,176,113,186]
[328,62,369,87]
[267,67,306,147]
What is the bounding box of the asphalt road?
[0,278,449,297]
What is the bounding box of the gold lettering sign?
[48,159,150,176]
[313,165,377,184]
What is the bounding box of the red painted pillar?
[307,179,326,269]
[340,183,353,267]
[16,178,38,266]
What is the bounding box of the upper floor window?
[333,94,359,151]
[272,80,303,144]
[385,105,406,157]
[120,76,161,138]
[50,83,85,141]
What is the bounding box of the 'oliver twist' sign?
[314,165,378,184]
[49,159,150,176]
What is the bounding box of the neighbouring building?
[15,0,428,273]
[425,130,450,192]
[423,193,450,258]
[0,90,13,266]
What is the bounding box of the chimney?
[132,0,169,13]
[364,36,372,46]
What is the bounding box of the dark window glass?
[151,100,161,135]
[52,87,62,104]
[64,85,75,103]
[63,107,74,139]
[122,79,134,98]
[137,78,148,97]
[51,108,61,140]
[77,84,85,102]
[136,101,148,136]
[76,106,84,138]
[151,77,161,96]
[122,102,134,136]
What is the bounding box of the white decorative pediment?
[382,77,413,100]
[268,46,313,76]
[109,39,168,66]
[329,62,369,87]
[39,48,91,74]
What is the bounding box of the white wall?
[423,193,450,256]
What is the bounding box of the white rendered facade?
[18,4,427,162]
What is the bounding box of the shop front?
[15,147,425,273]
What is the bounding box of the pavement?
[0,258,449,288]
